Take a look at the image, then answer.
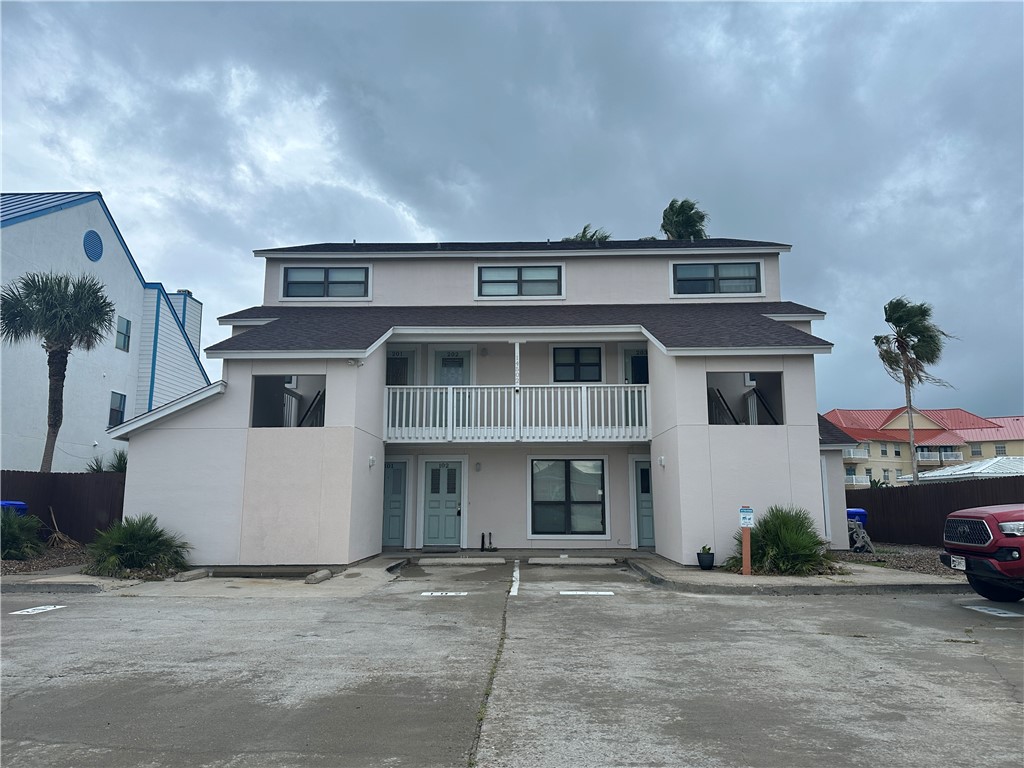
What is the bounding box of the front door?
[382,460,407,548]
[635,460,655,547]
[434,350,471,386]
[424,460,462,546]
[624,348,649,385]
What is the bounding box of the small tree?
[562,224,611,243]
[873,297,954,483]
[660,198,709,240]
[1,272,116,472]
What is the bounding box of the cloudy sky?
[3,1,1022,416]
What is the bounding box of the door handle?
[456,506,462,517]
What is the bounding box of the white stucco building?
[0,192,209,472]
[112,237,846,566]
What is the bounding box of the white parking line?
[421,592,468,597]
[10,605,65,615]
[964,605,1024,618]
[559,591,615,596]
[510,559,520,596]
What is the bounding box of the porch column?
[513,341,521,389]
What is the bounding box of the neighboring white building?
[1,192,209,471]
[112,237,841,566]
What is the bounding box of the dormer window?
[284,267,369,298]
[477,265,563,298]
[672,262,761,295]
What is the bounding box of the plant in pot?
[697,544,715,570]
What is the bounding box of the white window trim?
[474,262,566,301]
[668,258,766,299]
[547,342,606,384]
[279,263,373,302]
[415,454,470,549]
[526,454,612,541]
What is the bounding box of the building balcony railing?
[940,451,964,463]
[844,475,870,486]
[385,384,650,443]
[842,448,870,461]
[916,451,940,463]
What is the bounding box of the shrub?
[1,509,45,560]
[85,449,128,473]
[85,514,191,578]
[86,456,106,473]
[722,504,839,576]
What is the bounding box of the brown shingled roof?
[209,302,830,355]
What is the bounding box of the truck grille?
[944,517,993,547]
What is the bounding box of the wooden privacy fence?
[846,476,1024,547]
[1,471,125,545]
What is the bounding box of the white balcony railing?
[842,448,870,461]
[844,475,870,486]
[940,451,964,462]
[385,384,650,443]
[916,451,940,463]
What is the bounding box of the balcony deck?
[385,384,650,443]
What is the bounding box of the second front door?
[424,460,462,546]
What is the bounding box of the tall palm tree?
[660,198,709,240]
[873,296,954,484]
[562,223,611,242]
[1,272,116,472]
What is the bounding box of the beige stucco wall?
[262,252,783,307]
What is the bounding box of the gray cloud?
[3,1,1021,414]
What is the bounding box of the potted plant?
[697,545,715,570]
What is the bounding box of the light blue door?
[635,460,655,547]
[382,461,407,548]
[424,461,462,546]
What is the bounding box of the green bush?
[86,449,128,473]
[722,504,839,576]
[85,514,191,578]
[1,509,45,560]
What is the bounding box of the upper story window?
[108,392,127,428]
[672,262,761,295]
[478,265,562,298]
[553,347,602,382]
[115,316,131,352]
[284,267,369,298]
[996,443,1007,456]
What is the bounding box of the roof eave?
[107,381,227,439]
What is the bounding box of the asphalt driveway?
[2,562,1021,767]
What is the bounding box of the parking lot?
[2,561,1022,767]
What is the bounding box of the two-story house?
[1,192,209,471]
[111,238,839,566]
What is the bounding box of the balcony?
[842,448,870,462]
[940,451,964,463]
[385,384,650,443]
[916,451,940,464]
[844,475,870,486]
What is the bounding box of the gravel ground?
[831,543,963,579]
[3,543,960,579]
[0,545,90,576]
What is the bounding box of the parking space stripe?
[10,605,65,615]
[421,592,468,597]
[964,605,1024,618]
[559,591,614,596]
[510,560,520,596]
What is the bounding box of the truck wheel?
[966,574,1024,603]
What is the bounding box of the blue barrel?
[846,508,868,527]
[1,500,29,516]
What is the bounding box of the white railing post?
[581,385,590,441]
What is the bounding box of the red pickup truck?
[941,503,1024,603]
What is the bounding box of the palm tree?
[1,272,116,472]
[873,297,954,484]
[562,224,611,243]
[660,198,709,240]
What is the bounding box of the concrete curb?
[304,569,333,584]
[626,559,975,596]
[174,569,209,582]
[1,581,102,594]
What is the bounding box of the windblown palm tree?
[562,223,611,243]
[660,198,709,240]
[1,272,116,472]
[873,296,954,484]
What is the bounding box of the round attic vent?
[83,230,103,262]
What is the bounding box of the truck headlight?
[998,521,1024,536]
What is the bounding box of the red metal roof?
[823,409,1022,446]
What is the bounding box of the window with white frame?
[894,444,902,457]
[970,443,982,457]
[672,262,761,295]
[284,267,368,298]
[883,469,890,483]
[553,347,601,382]
[478,265,562,297]
[996,443,1007,456]
[108,392,127,427]
[115,316,131,352]
[880,442,888,456]
[531,459,605,535]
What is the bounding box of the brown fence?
[1,471,125,544]
[846,476,1024,547]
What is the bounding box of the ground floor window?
[531,459,605,535]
